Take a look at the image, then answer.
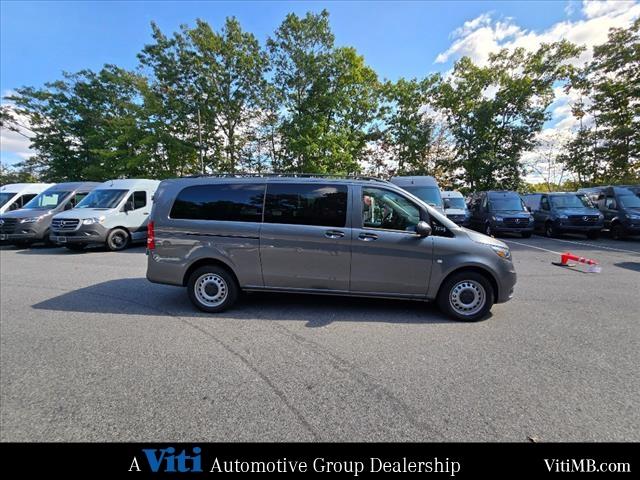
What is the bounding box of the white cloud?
[435,1,640,66]
[582,0,636,19]
[0,104,35,164]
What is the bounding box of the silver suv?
[146,175,517,321]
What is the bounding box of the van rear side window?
[170,183,265,222]
[264,183,348,227]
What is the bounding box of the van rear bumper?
[146,251,185,286]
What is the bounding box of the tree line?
[1,11,638,191]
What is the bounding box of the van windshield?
[77,189,128,209]
[403,186,443,208]
[619,194,640,208]
[577,194,595,208]
[550,195,585,209]
[0,192,16,208]
[23,191,70,209]
[444,197,466,209]
[489,196,525,212]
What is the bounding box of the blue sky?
[1,0,638,166]
[0,0,571,92]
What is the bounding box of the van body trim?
[243,285,432,301]
[185,232,260,240]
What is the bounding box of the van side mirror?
[415,221,432,237]
[64,202,73,210]
[123,201,133,212]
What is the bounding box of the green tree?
[380,76,451,176]
[267,10,380,173]
[436,41,583,190]
[565,19,639,184]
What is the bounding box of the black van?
[578,186,640,239]
[523,192,604,239]
[468,191,534,238]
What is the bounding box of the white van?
[49,179,160,251]
[441,190,471,227]
[0,183,54,214]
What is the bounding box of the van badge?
[515,218,520,223]
[583,216,589,221]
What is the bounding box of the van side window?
[540,196,550,210]
[605,196,617,209]
[264,183,347,228]
[133,191,146,209]
[362,187,420,232]
[18,194,37,208]
[72,193,88,207]
[171,184,265,222]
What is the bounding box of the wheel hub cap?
[449,280,486,316]
[195,274,228,307]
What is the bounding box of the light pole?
[197,107,204,174]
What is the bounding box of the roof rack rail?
[182,172,390,183]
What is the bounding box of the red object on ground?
[559,251,598,266]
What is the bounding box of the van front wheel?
[188,266,238,313]
[437,271,494,322]
[106,228,130,251]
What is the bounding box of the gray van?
[146,175,517,321]
[0,182,100,246]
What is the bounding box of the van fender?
[427,258,500,301]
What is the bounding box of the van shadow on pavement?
[31,277,458,327]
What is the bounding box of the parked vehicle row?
[0,180,159,250]
[393,175,639,240]
[1,176,637,322]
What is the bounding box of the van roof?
[161,174,392,187]
[389,176,439,187]
[43,181,101,192]
[0,183,54,193]
[95,179,161,190]
[441,190,463,198]
[487,190,520,196]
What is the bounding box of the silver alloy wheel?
[449,280,486,316]
[195,273,228,308]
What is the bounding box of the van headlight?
[490,244,511,260]
[19,216,44,223]
[492,216,503,222]
[82,216,105,225]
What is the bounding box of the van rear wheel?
[437,271,494,322]
[187,266,238,313]
[106,228,130,251]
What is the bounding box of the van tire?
[437,271,494,322]
[187,265,238,313]
[544,222,557,238]
[610,224,624,240]
[106,228,130,251]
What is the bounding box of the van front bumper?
[50,224,109,245]
[492,226,534,234]
[495,264,517,303]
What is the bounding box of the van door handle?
[358,232,378,241]
[143,212,149,215]
[325,230,345,239]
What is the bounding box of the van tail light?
[147,221,155,250]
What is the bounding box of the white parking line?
[504,239,563,255]
[540,237,640,255]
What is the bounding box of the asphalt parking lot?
[1,234,639,442]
